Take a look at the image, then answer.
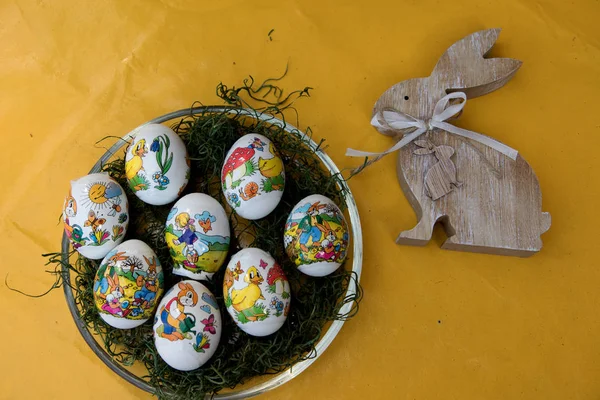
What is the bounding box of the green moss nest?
[42,73,363,399]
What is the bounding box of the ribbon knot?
[345,92,518,163]
[426,119,435,131]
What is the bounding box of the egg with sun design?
[89,184,108,204]
[64,173,129,259]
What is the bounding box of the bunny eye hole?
[404,95,409,101]
[186,292,193,299]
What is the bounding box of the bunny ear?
[431,29,522,99]
[143,255,150,265]
[178,282,187,290]
[414,140,430,148]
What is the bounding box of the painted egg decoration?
[125,123,190,205]
[223,248,291,337]
[284,194,349,277]
[93,239,164,329]
[63,173,129,259]
[153,280,222,371]
[221,134,285,220]
[165,193,230,281]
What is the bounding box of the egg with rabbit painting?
[93,239,164,329]
[284,194,349,277]
[153,280,222,371]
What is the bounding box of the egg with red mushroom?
[222,248,291,336]
[221,134,285,220]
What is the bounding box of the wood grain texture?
[373,29,551,256]
[413,140,462,200]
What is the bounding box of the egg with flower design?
[221,134,285,219]
[125,124,190,205]
[223,248,291,336]
[63,173,129,259]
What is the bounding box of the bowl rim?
[61,106,363,399]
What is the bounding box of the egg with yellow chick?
[125,124,190,206]
[221,134,285,220]
[223,248,291,336]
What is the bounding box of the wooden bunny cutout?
[352,29,551,256]
[413,140,462,200]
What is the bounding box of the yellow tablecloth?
[1,1,599,398]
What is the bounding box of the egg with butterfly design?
[165,193,231,281]
[153,280,222,371]
[63,173,129,259]
[223,248,291,336]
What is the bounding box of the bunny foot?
[396,218,435,246]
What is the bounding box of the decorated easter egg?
[125,123,190,205]
[165,193,230,281]
[284,194,349,277]
[63,173,129,259]
[153,280,222,371]
[223,248,291,336]
[93,239,164,329]
[221,134,285,220]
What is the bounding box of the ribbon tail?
[345,128,426,158]
[433,121,519,160]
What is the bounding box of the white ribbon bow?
[345,92,518,162]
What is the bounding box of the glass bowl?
[60,106,363,399]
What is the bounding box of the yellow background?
[1,0,598,399]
